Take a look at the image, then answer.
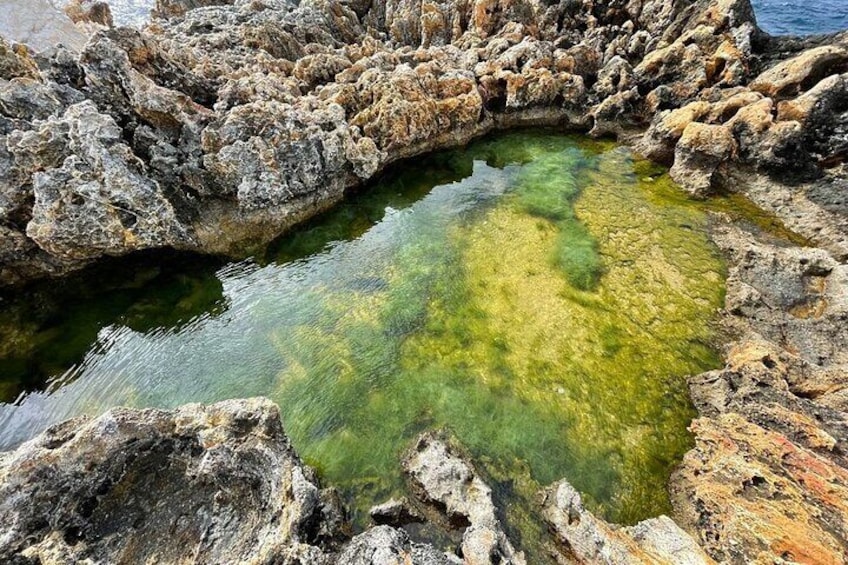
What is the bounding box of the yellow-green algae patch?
[265,133,725,538]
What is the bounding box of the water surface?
[0,132,730,555]
[752,0,848,35]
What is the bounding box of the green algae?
[262,134,725,538]
[1,131,739,560]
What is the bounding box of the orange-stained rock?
[672,413,848,565]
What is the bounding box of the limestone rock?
[153,0,234,20]
[15,101,189,260]
[636,101,713,163]
[540,478,715,564]
[672,414,848,565]
[750,45,848,100]
[403,431,526,565]
[672,223,848,565]
[370,497,425,527]
[0,37,39,80]
[0,398,339,564]
[338,526,461,565]
[669,122,736,196]
[0,0,844,287]
[714,225,848,367]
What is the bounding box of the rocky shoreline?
[0,0,847,563]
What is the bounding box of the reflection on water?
[0,132,730,556]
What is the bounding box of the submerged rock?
[369,497,425,527]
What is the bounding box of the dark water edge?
[752,0,848,36]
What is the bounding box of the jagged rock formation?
[0,399,481,564]
[541,479,715,564]
[402,431,525,565]
[0,0,844,286]
[0,398,348,564]
[670,225,848,564]
[0,405,714,565]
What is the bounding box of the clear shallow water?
[752,0,848,35]
[0,132,731,555]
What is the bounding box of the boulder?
[0,398,341,564]
[669,122,736,196]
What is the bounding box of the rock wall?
[669,225,848,564]
[1,0,844,286]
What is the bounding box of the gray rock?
[402,431,526,565]
[0,398,339,564]
[540,478,714,564]
[337,526,461,565]
[17,101,190,260]
[370,497,425,527]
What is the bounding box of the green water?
[0,131,733,555]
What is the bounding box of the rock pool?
[0,131,729,553]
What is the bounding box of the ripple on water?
[0,132,730,560]
[752,0,848,35]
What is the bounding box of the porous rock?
[671,225,848,564]
[540,479,715,564]
[403,431,526,565]
[0,398,339,564]
[3,0,844,285]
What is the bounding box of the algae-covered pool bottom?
[0,132,727,555]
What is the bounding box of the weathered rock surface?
[370,497,425,527]
[403,431,526,565]
[670,225,848,564]
[0,0,845,287]
[338,525,462,565]
[541,479,715,564]
[0,398,344,564]
[0,399,543,565]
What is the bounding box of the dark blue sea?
[752,0,848,35]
